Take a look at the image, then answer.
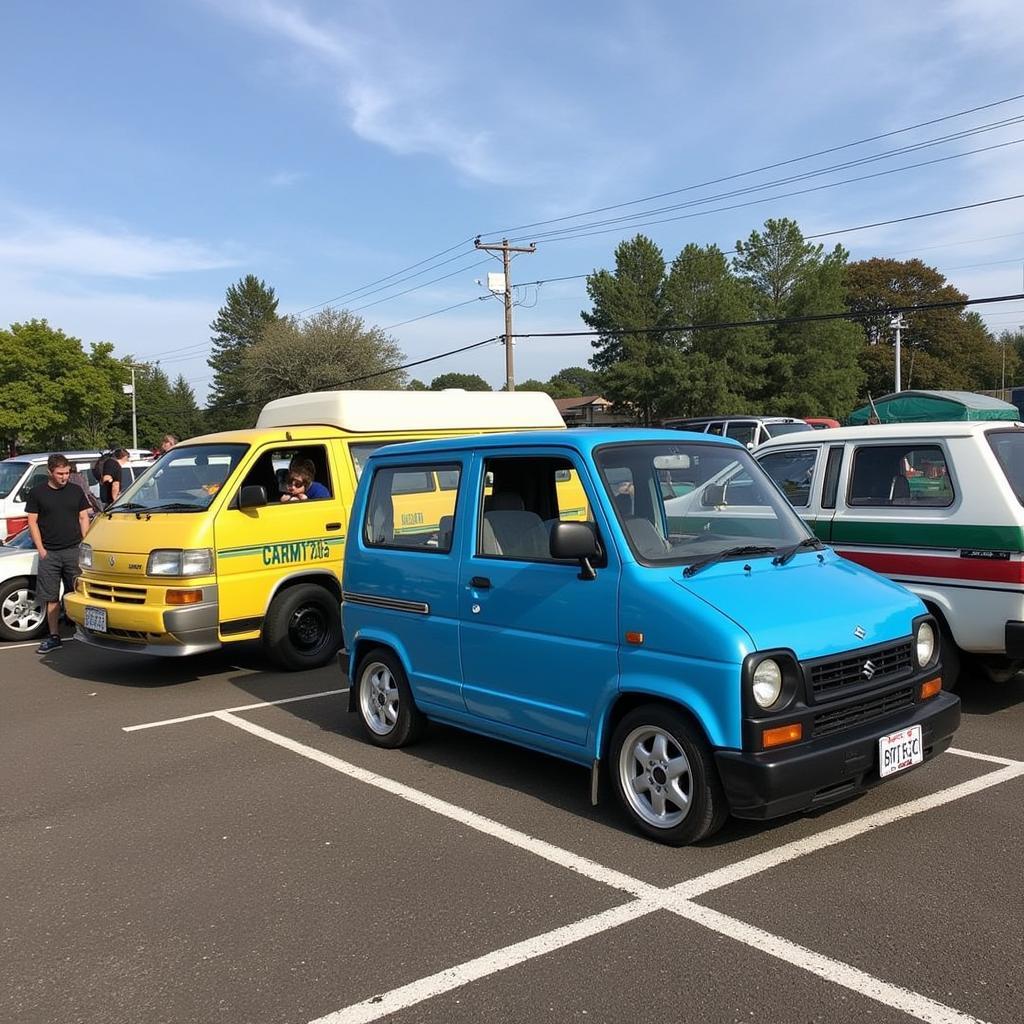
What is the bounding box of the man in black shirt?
[99,448,129,507]
[26,454,91,653]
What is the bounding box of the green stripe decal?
[826,520,1024,551]
[217,534,346,559]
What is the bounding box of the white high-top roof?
[255,389,566,433]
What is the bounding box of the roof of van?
[756,420,1024,449]
[362,427,744,459]
[255,389,566,432]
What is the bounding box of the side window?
[759,449,817,508]
[364,462,461,552]
[707,422,724,436]
[725,422,757,447]
[17,466,49,501]
[242,445,333,504]
[478,456,597,562]
[821,446,844,509]
[848,445,953,508]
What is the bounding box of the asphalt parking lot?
[2,633,1023,1024]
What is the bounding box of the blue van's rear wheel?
[356,647,426,748]
[610,706,727,845]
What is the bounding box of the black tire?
[0,576,48,642]
[609,704,728,846]
[939,625,961,692]
[262,583,343,671]
[355,647,426,748]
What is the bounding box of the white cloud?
[0,207,241,279]
[267,170,307,188]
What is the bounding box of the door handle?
[325,522,342,531]
[470,576,491,589]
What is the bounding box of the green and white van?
[756,421,1024,687]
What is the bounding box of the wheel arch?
[346,632,415,712]
[599,691,716,762]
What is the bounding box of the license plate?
[84,606,107,633]
[878,724,923,778]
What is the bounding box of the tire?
[939,626,961,692]
[262,583,343,671]
[355,647,426,748]
[0,577,47,642]
[609,705,728,846]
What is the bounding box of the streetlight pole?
[890,314,907,392]
[122,364,138,450]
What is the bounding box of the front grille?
[86,627,153,642]
[84,581,147,604]
[812,686,915,738]
[809,640,913,701]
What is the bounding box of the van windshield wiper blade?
[106,502,147,512]
[682,545,777,578]
[142,502,204,512]
[772,537,826,566]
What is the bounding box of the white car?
[0,528,49,641]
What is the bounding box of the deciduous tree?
[429,372,491,391]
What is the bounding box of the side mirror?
[238,484,268,509]
[550,521,599,580]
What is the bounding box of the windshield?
[764,421,814,438]
[0,462,29,499]
[595,441,811,565]
[109,443,249,512]
[987,429,1024,506]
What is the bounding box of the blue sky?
[2,0,1024,399]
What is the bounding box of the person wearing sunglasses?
[279,457,330,502]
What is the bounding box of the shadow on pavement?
[955,670,1024,716]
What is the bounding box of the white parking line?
[121,688,350,731]
[207,713,1016,1024]
[0,636,76,652]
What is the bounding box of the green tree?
[583,235,681,423]
[206,275,279,430]
[547,366,597,395]
[166,375,205,442]
[845,258,1013,397]
[406,378,429,391]
[0,320,115,451]
[429,372,491,391]
[243,308,406,407]
[734,219,863,417]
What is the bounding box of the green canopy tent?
[847,390,1020,425]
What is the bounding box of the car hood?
[672,551,923,660]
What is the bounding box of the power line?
[480,92,1024,238]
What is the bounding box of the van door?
[757,445,826,538]
[215,441,344,634]
[458,450,619,748]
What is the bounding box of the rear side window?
[821,446,844,509]
[987,430,1024,506]
[759,449,817,508]
[848,445,953,507]
[364,462,461,552]
[725,422,757,447]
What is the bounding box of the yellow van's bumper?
[65,583,221,657]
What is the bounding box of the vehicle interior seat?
[366,490,394,545]
[482,509,549,559]
[625,517,671,558]
[889,474,911,503]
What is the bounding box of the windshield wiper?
[143,502,204,512]
[682,545,777,578]
[106,502,148,512]
[772,537,826,566]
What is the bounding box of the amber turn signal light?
[920,677,942,700]
[762,722,803,749]
[624,631,645,645]
[166,589,203,605]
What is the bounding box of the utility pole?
[122,364,138,450]
[890,314,907,392]
[474,237,536,390]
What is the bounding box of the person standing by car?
[152,434,178,460]
[25,454,91,653]
[99,448,129,507]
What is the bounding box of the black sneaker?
[37,635,62,654]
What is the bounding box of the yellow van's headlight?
[80,543,93,568]
[147,548,213,577]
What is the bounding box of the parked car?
[804,417,842,430]
[756,421,1024,687]
[66,390,568,670]
[0,528,49,640]
[663,416,812,449]
[342,428,958,845]
[0,451,151,541]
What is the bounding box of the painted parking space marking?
[121,688,350,732]
[0,636,76,652]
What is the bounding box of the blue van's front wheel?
[611,706,727,845]
[356,647,426,749]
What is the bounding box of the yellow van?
[65,390,566,670]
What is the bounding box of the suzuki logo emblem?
[862,659,877,680]
[854,625,866,640]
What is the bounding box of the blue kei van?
[342,429,960,845]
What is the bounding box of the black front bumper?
[715,691,961,821]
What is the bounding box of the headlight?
[752,659,783,709]
[80,543,93,568]
[916,621,936,668]
[147,548,213,577]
